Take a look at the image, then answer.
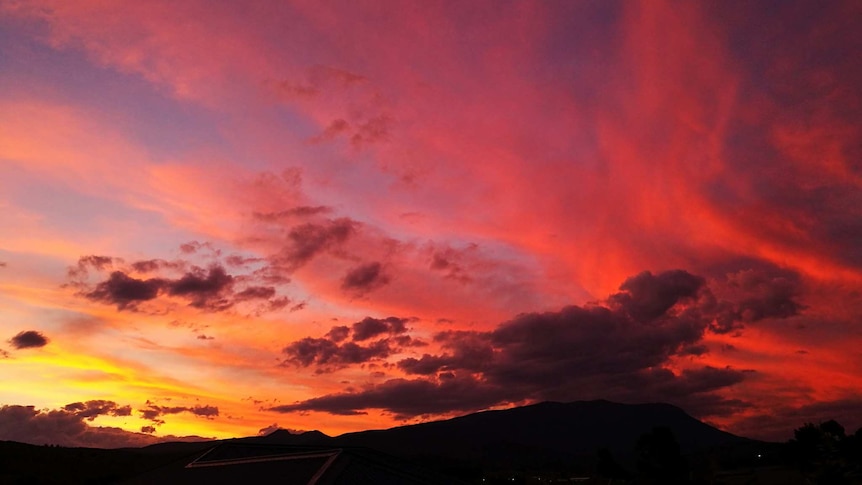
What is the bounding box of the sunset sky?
[1,0,861,446]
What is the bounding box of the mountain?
[244,400,749,473]
[345,400,742,452]
[252,428,332,445]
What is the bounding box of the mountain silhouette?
[242,400,748,472]
[253,428,332,445]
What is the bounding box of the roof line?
[307,449,341,485]
[186,448,340,468]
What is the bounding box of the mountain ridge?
[240,399,749,470]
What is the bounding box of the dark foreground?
[2,400,860,484]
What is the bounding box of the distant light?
[757,454,762,458]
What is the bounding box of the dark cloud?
[130,259,162,273]
[728,269,805,322]
[396,330,494,376]
[179,242,199,253]
[67,255,116,280]
[609,270,705,322]
[429,254,450,270]
[352,317,408,341]
[166,265,233,309]
[196,334,214,340]
[62,400,131,421]
[277,270,756,419]
[140,403,219,423]
[234,286,277,301]
[86,265,236,312]
[0,261,7,268]
[273,269,810,420]
[252,206,332,222]
[393,335,427,347]
[179,241,220,255]
[249,263,292,285]
[0,404,141,448]
[9,330,49,349]
[702,298,740,334]
[483,316,683,405]
[141,426,156,434]
[78,255,114,269]
[427,244,475,283]
[262,296,291,313]
[282,338,339,367]
[325,325,350,343]
[281,316,412,371]
[336,341,392,365]
[341,262,390,294]
[703,267,806,333]
[0,401,211,448]
[281,337,392,370]
[679,344,709,356]
[478,303,704,389]
[270,375,510,420]
[190,405,219,417]
[271,370,752,422]
[224,254,265,267]
[130,259,186,273]
[397,354,453,375]
[667,394,753,419]
[85,271,165,309]
[278,218,357,270]
[82,262,289,313]
[651,366,750,396]
[290,302,307,312]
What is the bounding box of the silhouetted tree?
[787,420,858,484]
[847,428,862,476]
[820,420,845,439]
[636,426,688,484]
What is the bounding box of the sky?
[0,0,860,446]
